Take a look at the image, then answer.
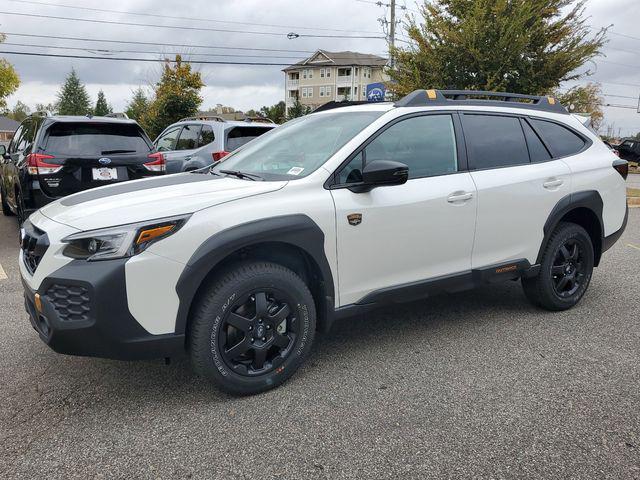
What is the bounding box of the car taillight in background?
[612,159,628,180]
[212,151,230,162]
[26,153,62,175]
[144,152,166,172]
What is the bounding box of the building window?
[308,69,313,79]
[326,86,331,97]
[302,69,307,79]
[301,88,307,98]
[355,67,359,76]
[319,86,325,97]
[320,68,325,78]
[307,87,313,98]
[326,68,331,78]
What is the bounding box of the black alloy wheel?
[550,239,587,298]
[219,290,296,376]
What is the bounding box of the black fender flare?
[536,190,604,265]
[174,214,335,335]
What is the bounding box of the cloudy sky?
[1,0,640,136]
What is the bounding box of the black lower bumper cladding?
[22,258,184,360]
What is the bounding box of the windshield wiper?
[101,149,136,154]
[219,169,263,181]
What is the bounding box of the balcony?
[336,75,352,87]
[287,79,299,88]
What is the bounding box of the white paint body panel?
[331,173,477,305]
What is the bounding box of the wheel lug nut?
[249,326,253,331]
[266,325,271,330]
[258,319,263,324]
[262,337,266,341]
[250,338,254,343]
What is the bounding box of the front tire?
[522,222,594,311]
[189,261,316,395]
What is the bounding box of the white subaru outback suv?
[19,90,628,395]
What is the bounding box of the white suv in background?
[19,90,628,395]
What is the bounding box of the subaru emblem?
[98,157,112,165]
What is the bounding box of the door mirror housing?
[348,160,409,193]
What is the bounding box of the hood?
[40,173,287,230]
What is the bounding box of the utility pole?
[389,0,396,68]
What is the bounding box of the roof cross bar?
[394,89,568,114]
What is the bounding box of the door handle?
[447,191,473,203]
[543,178,564,189]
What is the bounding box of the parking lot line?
[0,262,6,280]
[627,243,640,251]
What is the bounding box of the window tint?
[529,119,585,157]
[338,152,364,184]
[175,124,200,150]
[9,124,24,153]
[463,115,529,169]
[44,123,150,156]
[522,120,551,162]
[155,127,180,151]
[224,126,274,152]
[15,120,33,153]
[199,124,215,146]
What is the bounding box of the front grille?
[21,221,49,275]
[45,284,91,322]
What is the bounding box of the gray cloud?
[2,0,640,134]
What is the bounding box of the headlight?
[62,215,190,261]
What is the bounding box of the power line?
[1,41,305,59]
[1,32,315,54]
[0,10,385,39]
[7,0,382,35]
[0,50,292,65]
[609,31,640,42]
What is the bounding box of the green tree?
[141,56,204,137]
[94,90,112,116]
[389,0,607,97]
[286,98,311,121]
[56,69,91,115]
[260,101,286,124]
[35,102,58,114]
[125,87,149,121]
[0,34,20,111]
[7,101,30,122]
[554,83,604,130]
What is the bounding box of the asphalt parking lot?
[1,209,639,479]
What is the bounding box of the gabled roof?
[283,50,387,71]
[0,116,19,132]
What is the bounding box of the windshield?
[212,111,383,179]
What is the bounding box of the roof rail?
[394,89,568,114]
[178,115,226,122]
[105,112,129,119]
[244,116,275,124]
[313,100,371,113]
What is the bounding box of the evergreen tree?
[94,90,112,116]
[125,87,149,121]
[260,101,286,124]
[56,69,91,115]
[7,101,30,122]
[286,99,311,121]
[389,0,607,97]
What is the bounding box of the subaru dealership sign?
[366,83,386,102]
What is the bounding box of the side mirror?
[0,145,6,157]
[349,160,409,193]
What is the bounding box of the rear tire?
[189,261,316,395]
[522,222,594,311]
[1,184,14,216]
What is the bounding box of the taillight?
[26,153,61,175]
[612,159,628,180]
[144,152,165,172]
[212,151,230,162]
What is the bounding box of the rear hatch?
[223,125,274,153]
[36,121,159,198]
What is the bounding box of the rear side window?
[44,123,150,156]
[529,119,585,157]
[522,120,551,162]
[199,125,215,146]
[175,124,200,150]
[225,126,273,152]
[463,115,529,169]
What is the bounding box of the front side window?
[155,126,181,151]
[175,124,200,150]
[530,119,585,158]
[336,114,458,183]
[8,124,24,154]
[212,111,383,180]
[463,114,529,169]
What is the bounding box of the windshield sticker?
[287,166,305,176]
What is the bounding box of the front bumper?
[21,257,185,360]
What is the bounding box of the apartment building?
[283,50,388,113]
